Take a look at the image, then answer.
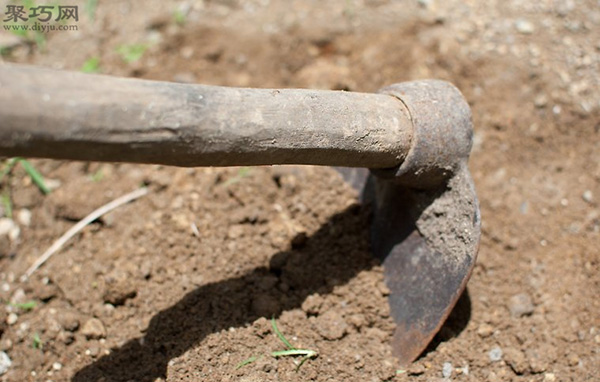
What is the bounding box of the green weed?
[222,167,252,187]
[85,0,98,20]
[9,300,37,311]
[32,332,42,349]
[81,56,101,73]
[236,318,318,371]
[116,43,148,63]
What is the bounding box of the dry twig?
[21,187,149,280]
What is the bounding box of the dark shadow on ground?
[73,197,474,381]
[73,204,377,381]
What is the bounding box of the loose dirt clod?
[508,293,535,318]
[314,311,348,341]
[81,318,107,340]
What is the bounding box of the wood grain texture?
[0,64,413,168]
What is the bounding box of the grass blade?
[235,355,261,369]
[1,192,12,219]
[9,300,36,311]
[271,318,294,350]
[271,349,317,357]
[18,159,51,194]
[0,158,19,184]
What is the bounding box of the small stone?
[16,209,32,227]
[58,312,80,332]
[6,313,18,326]
[0,351,11,375]
[582,190,593,203]
[301,294,323,315]
[1,339,12,352]
[504,347,528,374]
[7,226,19,242]
[227,225,244,239]
[534,94,548,108]
[489,346,503,362]
[526,349,547,373]
[543,372,556,382]
[567,353,580,366]
[477,323,494,338]
[10,288,26,305]
[515,19,535,34]
[347,313,366,329]
[86,346,100,357]
[442,362,453,378]
[407,363,426,375]
[314,310,348,340]
[35,282,58,302]
[508,293,535,317]
[57,331,74,345]
[487,371,500,382]
[103,280,137,306]
[81,318,107,339]
[0,218,15,237]
[377,283,390,296]
[52,362,62,371]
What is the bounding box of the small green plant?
[235,355,262,370]
[32,332,42,349]
[116,43,148,64]
[9,300,37,311]
[173,9,187,26]
[0,158,51,218]
[0,158,19,183]
[270,318,318,370]
[19,159,51,194]
[89,168,104,182]
[85,0,98,20]
[1,192,12,219]
[7,0,47,50]
[222,167,252,187]
[236,318,318,371]
[81,56,101,73]
[9,25,46,50]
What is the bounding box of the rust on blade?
[335,164,480,365]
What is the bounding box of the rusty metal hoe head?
[338,80,481,366]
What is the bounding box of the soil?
[0,0,599,381]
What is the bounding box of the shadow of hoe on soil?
[73,203,471,381]
[73,205,375,381]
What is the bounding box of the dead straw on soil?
[21,187,149,281]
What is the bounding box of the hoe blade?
[337,165,481,365]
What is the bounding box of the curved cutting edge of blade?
[369,164,480,365]
[335,164,481,365]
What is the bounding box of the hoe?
[0,64,480,365]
